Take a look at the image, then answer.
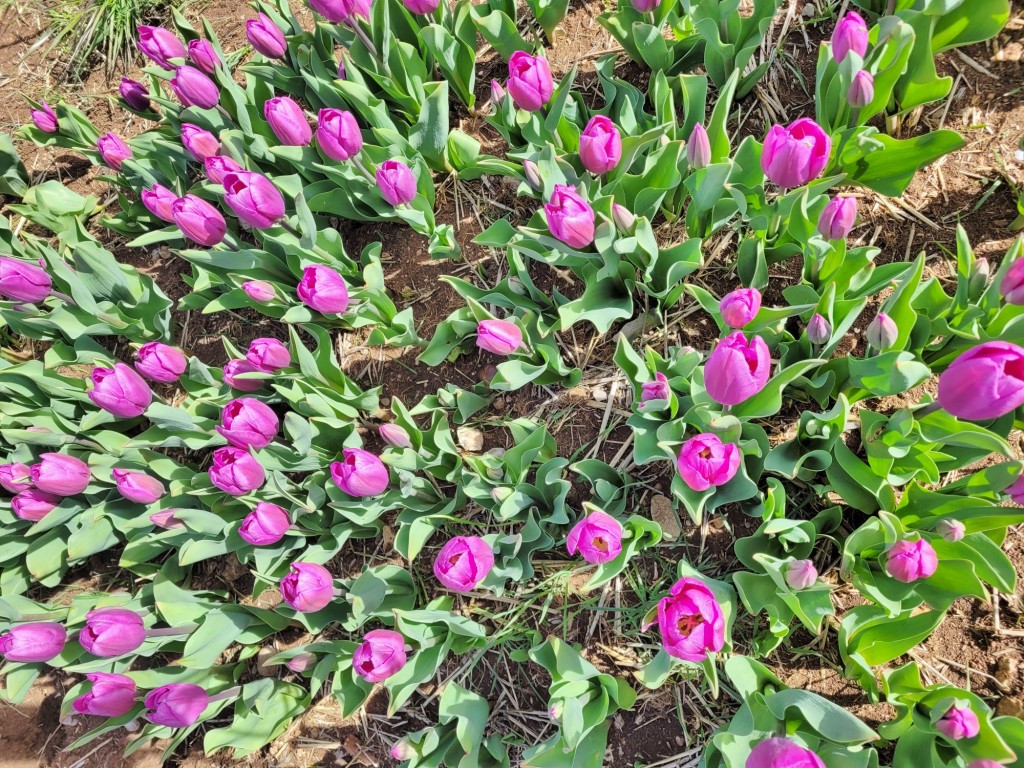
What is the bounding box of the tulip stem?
[349,20,379,60]
[145,625,196,638]
[352,155,377,184]
[222,234,243,252]
[49,290,77,306]
[208,686,242,703]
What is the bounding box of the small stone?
[592,387,608,402]
[996,696,1024,718]
[995,655,1017,685]
[256,645,277,676]
[651,495,682,540]
[457,426,484,452]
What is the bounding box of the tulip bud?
[170,66,220,110]
[746,737,826,768]
[188,39,220,73]
[336,54,347,80]
[201,155,240,185]
[119,78,151,111]
[208,446,265,496]
[286,652,314,672]
[247,14,288,58]
[885,538,938,583]
[935,518,966,543]
[308,0,371,23]
[817,195,857,240]
[216,398,279,449]
[376,160,417,205]
[297,264,350,314]
[968,761,1005,768]
[79,608,146,657]
[522,159,542,192]
[761,119,831,188]
[866,312,898,351]
[331,447,389,497]
[506,51,553,111]
[30,101,58,133]
[1006,471,1024,505]
[280,562,334,612]
[490,79,506,105]
[0,622,67,662]
[242,280,276,303]
[136,25,186,69]
[705,332,772,406]
[567,510,623,564]
[938,342,1024,421]
[315,108,363,162]
[0,462,33,493]
[785,559,818,590]
[686,123,712,169]
[144,683,208,728]
[433,536,494,592]
[135,341,187,383]
[379,423,412,448]
[112,469,166,504]
[222,171,286,229]
[1000,259,1024,304]
[847,70,874,109]
[936,702,980,741]
[73,673,137,718]
[97,133,133,170]
[476,319,522,356]
[402,0,439,13]
[831,11,869,63]
[579,115,622,175]
[141,184,177,222]
[544,184,595,249]
[353,629,408,682]
[391,740,416,761]
[612,203,636,231]
[150,509,185,529]
[630,0,659,12]
[222,359,264,392]
[172,194,227,247]
[677,433,741,491]
[238,502,291,545]
[264,96,312,146]
[969,257,990,297]
[31,452,90,496]
[12,489,61,521]
[181,123,220,162]
[0,256,52,303]
[806,313,831,345]
[88,363,153,418]
[719,288,762,328]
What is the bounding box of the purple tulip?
[97,133,133,170]
[848,70,874,108]
[643,577,725,662]
[831,11,869,63]
[217,398,279,449]
[187,39,220,73]
[135,341,187,383]
[938,342,1024,421]
[434,536,494,592]
[336,54,347,80]
[403,0,439,12]
[704,332,772,406]
[885,539,938,583]
[935,518,966,543]
[172,194,227,246]
[247,14,288,58]
[687,123,712,168]
[719,288,762,328]
[746,737,826,768]
[31,101,58,133]
[12,490,61,521]
[297,264,350,314]
[506,51,553,112]
[205,155,242,185]
[567,509,623,564]
[476,319,522,356]
[0,462,33,493]
[242,280,276,302]
[579,115,622,175]
[73,672,137,717]
[264,96,311,146]
[376,160,417,205]
[866,312,898,351]
[245,338,290,372]
[222,359,265,392]
[137,25,186,69]
[353,629,408,682]
[818,195,857,240]
[88,363,153,418]
[807,314,831,345]
[238,502,291,546]
[379,423,412,448]
[170,66,220,109]
[79,608,146,657]
[307,0,371,23]
[222,171,286,229]
[316,108,363,162]
[31,452,90,496]
[1006,472,1024,505]
[141,184,177,222]
[1000,259,1024,305]
[280,562,334,612]
[545,184,595,249]
[331,448,389,497]
[112,469,166,504]
[761,118,831,188]
[936,702,980,740]
[150,509,185,529]
[0,257,52,303]
[208,446,265,496]
[785,559,818,590]
[180,123,220,162]
[144,683,208,728]
[119,78,151,111]
[677,433,741,491]
[640,372,670,407]
[0,622,67,662]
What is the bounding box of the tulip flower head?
[30,452,90,496]
[761,118,831,188]
[297,264,350,314]
[831,11,869,63]
[746,737,826,768]
[239,502,291,546]
[936,702,980,741]
[567,509,623,564]
[476,319,522,356]
[640,372,670,407]
[433,536,494,592]
[31,101,58,133]
[807,313,831,345]
[222,171,286,229]
[937,342,1024,421]
[141,184,178,222]
[316,108,363,162]
[612,203,636,231]
[12,489,61,521]
[73,673,137,717]
[1000,259,1024,305]
[818,196,857,240]
[247,14,288,58]
[866,312,898,351]
[216,398,279,449]
[137,25,186,68]
[645,577,725,662]
[403,0,440,13]
[88,363,153,418]
[848,70,874,108]
[0,622,67,662]
[144,683,209,728]
[379,423,412,448]
[0,257,52,303]
[97,133,133,170]
[170,66,220,109]
[885,538,938,583]
[246,338,290,372]
[264,96,312,146]
[280,562,334,612]
[208,446,265,496]
[719,288,762,328]
[135,341,187,383]
[579,115,622,175]
[331,448,389,497]
[187,39,220,73]
[205,155,243,185]
[785,559,818,590]
[0,462,33,493]
[119,78,151,111]
[1006,472,1024,505]
[112,469,166,504]
[686,123,712,168]
[150,509,185,529]
[376,160,417,205]
[935,518,966,543]
[172,194,227,247]
[704,332,772,406]
[353,629,408,682]
[506,51,553,111]
[544,184,595,249]
[308,0,371,23]
[222,359,265,392]
[181,123,220,162]
[242,280,276,303]
[79,608,146,657]
[677,433,741,491]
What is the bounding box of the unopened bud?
[807,313,831,345]
[866,312,898,351]
[935,519,966,542]
[612,203,635,231]
[686,123,711,169]
[523,160,542,192]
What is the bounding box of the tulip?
[704,332,772,406]
[141,184,178,222]
[719,288,762,328]
[222,171,286,229]
[579,115,622,175]
[208,446,265,496]
[507,51,553,111]
[73,672,137,717]
[644,577,725,662]
[205,155,242,185]
[280,562,334,612]
[264,96,311,146]
[522,159,542,192]
[286,652,315,672]
[490,78,507,106]
[391,741,416,761]
[612,203,635,231]
[433,536,494,592]
[885,538,938,583]
[746,737,825,768]
[135,341,187,383]
[403,0,439,12]
[866,312,898,351]
[807,313,831,345]
[331,448,389,497]
[848,70,874,109]
[476,319,522,356]
[88,363,153,418]
[79,608,146,657]
[677,433,741,491]
[217,398,279,449]
[150,509,184,529]
[376,160,417,205]
[0,257,51,303]
[687,123,711,169]
[831,11,868,63]
[12,490,61,521]
[544,184,595,249]
[242,280,276,302]
[297,264,350,314]
[935,518,966,543]
[761,118,831,188]
[144,683,208,728]
[112,469,166,504]
[1000,259,1024,304]
[938,342,1024,421]
[247,14,287,58]
[188,39,220,73]
[180,123,220,162]
[307,0,371,23]
[222,359,265,392]
[567,509,623,564]
[379,423,412,448]
[970,258,991,296]
[31,101,58,133]
[1006,473,1024,504]
[936,702,980,740]
[172,194,227,246]
[0,622,67,662]
[639,372,670,407]
[316,108,363,162]
[170,66,220,109]
[0,462,32,493]
[238,502,291,546]
[818,195,857,240]
[353,629,408,682]
[137,25,186,69]
[968,762,1004,768]
[785,559,818,590]
[336,55,347,79]
[97,133,132,170]
[31,452,90,496]
[119,78,151,111]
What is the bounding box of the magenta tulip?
[264,96,311,146]
[88,363,152,418]
[222,171,285,229]
[968,762,1004,768]
[280,562,334,612]
[687,123,712,168]
[785,559,818,590]
[239,502,290,545]
[353,630,407,683]
[761,118,831,188]
[172,194,227,246]
[936,702,980,740]
[818,195,857,240]
[1006,473,1024,504]
[746,737,825,768]
[938,342,1024,421]
[885,538,938,583]
[297,264,350,314]
[222,359,265,392]
[704,332,772,406]
[242,280,276,302]
[135,341,187,383]
[247,14,287,58]
[0,257,51,303]
[1000,259,1024,304]
[434,536,494,592]
[331,448,389,497]
[567,509,623,564]
[935,518,966,543]
[73,673,137,717]
[119,78,151,111]
[316,108,363,162]
[645,577,725,662]
[308,0,371,23]
[719,288,762,328]
[0,462,32,493]
[141,184,178,222]
[579,115,622,175]
[31,101,58,133]
[188,39,220,73]
[144,683,208,727]
[31,452,90,496]
[150,509,185,529]
[476,319,522,355]
[137,25,186,69]
[217,398,279,449]
[170,66,220,109]
[403,0,439,12]
[208,446,265,496]
[12,490,61,521]
[205,155,242,184]
[79,608,146,657]
[181,123,220,162]
[848,70,874,108]
[246,338,290,372]
[631,0,659,10]
[506,51,553,111]
[640,372,670,407]
[97,133,132,170]
[0,622,67,662]
[545,184,595,249]
[831,11,869,63]
[677,433,741,491]
[376,160,417,205]
[112,469,166,504]
[379,423,412,448]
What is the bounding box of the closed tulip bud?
[970,257,990,296]
[612,203,635,231]
[238,502,290,545]
[119,78,151,111]
[88,363,153,418]
[490,79,506,105]
[204,155,242,185]
[686,123,712,169]
[141,184,177,222]
[336,54,347,80]
[187,39,220,73]
[217,398,279,449]
[150,509,184,529]
[746,737,826,768]
[403,0,439,13]
[434,536,494,592]
[376,160,417,205]
[0,462,33,493]
[379,423,412,448]
[144,683,208,728]
[705,332,772,406]
[938,342,1024,421]
[137,25,186,69]
[280,562,334,612]
[180,123,220,162]
[135,341,187,383]
[1000,259,1024,304]
[639,371,670,407]
[79,608,146,657]
[631,0,660,12]
[331,447,389,497]
[222,171,285,229]
[172,194,227,246]
[719,288,762,328]
[170,66,219,109]
[507,51,553,111]
[936,702,980,740]
[579,115,622,175]
[239,281,274,303]
[97,133,133,170]
[12,489,61,521]
[935,518,966,543]
[222,359,265,392]
[643,577,725,662]
[847,70,874,108]
[785,559,818,590]
[885,538,938,583]
[247,14,287,58]
[831,11,868,63]
[31,101,58,133]
[112,469,166,504]
[353,629,408,682]
[297,264,350,314]
[31,453,90,496]
[0,257,51,302]
[677,433,741,491]
[0,622,67,662]
[476,319,522,356]
[73,673,137,718]
[522,159,542,191]
[264,96,311,146]
[315,108,362,162]
[806,313,831,345]
[308,0,371,23]
[1006,472,1024,505]
[817,195,857,240]
[391,740,416,761]
[208,446,265,496]
[866,312,898,350]
[286,652,314,672]
[761,118,831,188]
[567,509,623,564]
[545,184,595,249]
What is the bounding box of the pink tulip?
[544,184,595,249]
[379,423,412,448]
[119,78,151,111]
[640,372,670,407]
[308,0,371,23]
[297,264,350,314]
[181,123,220,162]
[353,629,408,682]
[30,452,90,496]
[208,446,265,496]
[238,502,291,545]
[216,398,279,449]
[818,196,857,240]
[612,203,635,231]
[187,39,220,73]
[968,762,1004,768]
[112,469,166,504]
[150,509,185,529]
[0,462,33,493]
[316,108,363,162]
[246,338,290,372]
[73,672,137,717]
[686,123,711,168]
[434,536,494,592]
[0,622,67,662]
[170,66,220,109]
[0,257,51,303]
[12,490,61,521]
[247,14,287,58]
[31,101,58,133]
[242,280,276,302]
[567,509,623,564]
[264,97,312,147]
[79,608,146,657]
[807,314,831,345]
[476,319,522,356]
[376,160,417,205]
[761,118,831,188]
[831,11,869,63]
[280,562,334,612]
[331,448,389,497]
[866,312,898,350]
[785,559,818,590]
[937,342,1024,421]
[885,539,938,583]
[135,341,187,383]
[1000,259,1024,305]
[746,737,825,768]
[936,702,980,741]
[935,519,965,543]
[137,25,186,69]
[141,184,178,222]
[506,51,553,111]
[205,155,242,185]
[403,0,439,13]
[719,288,762,328]
[704,332,772,406]
[848,70,874,108]
[222,171,286,229]
[172,194,227,246]
[97,133,133,170]
[144,683,208,727]
[677,433,741,491]
[644,577,725,662]
[286,652,315,672]
[1006,473,1024,504]
[222,359,265,392]
[88,363,153,418]
[579,115,622,175]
